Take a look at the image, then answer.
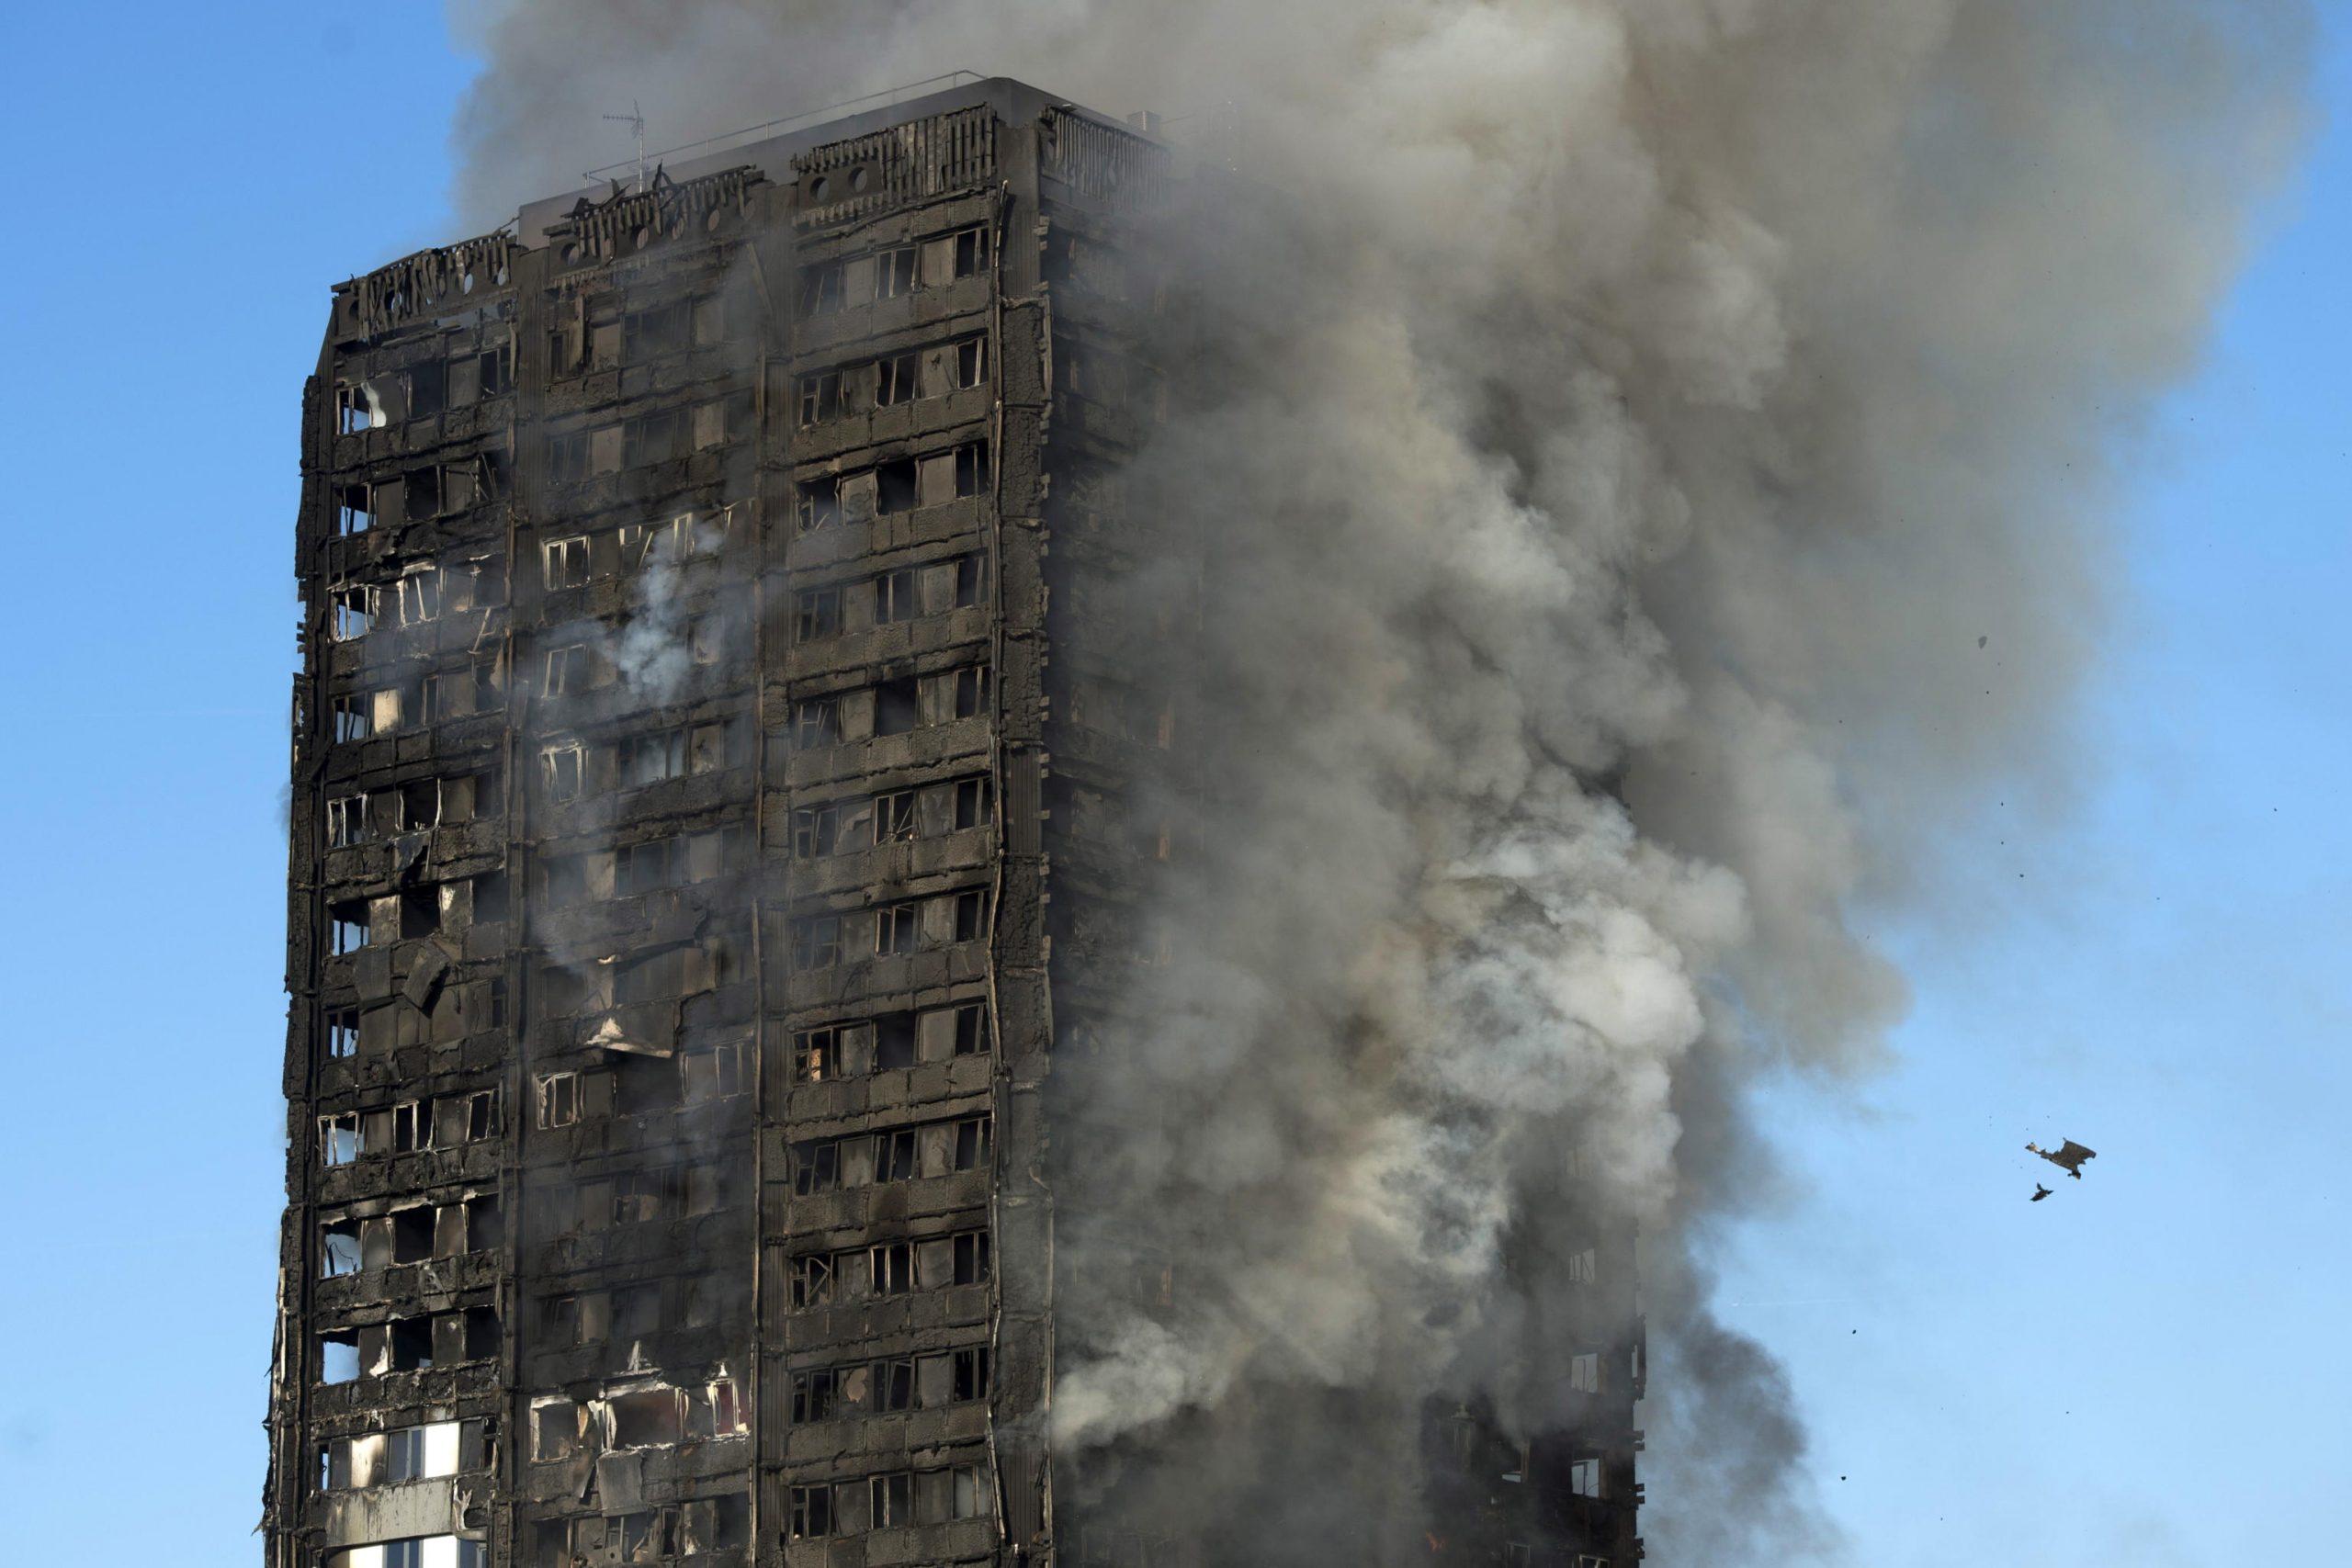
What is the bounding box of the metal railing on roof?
[581,71,989,185]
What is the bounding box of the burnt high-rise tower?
[266,76,1641,1568]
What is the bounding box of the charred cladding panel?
[268,78,1637,1568]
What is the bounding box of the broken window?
[871,1242,914,1296]
[396,569,442,626]
[794,585,841,643]
[626,406,691,467]
[329,904,370,956]
[797,370,841,426]
[952,665,992,719]
[953,889,989,943]
[612,1169,675,1225]
[547,430,589,480]
[871,1470,914,1527]
[589,312,622,369]
[792,1368,841,1423]
[874,788,918,842]
[951,1001,990,1056]
[953,777,991,830]
[537,1072,581,1128]
[616,1508,678,1562]
[874,352,916,408]
[326,793,369,848]
[540,741,584,802]
[542,535,591,590]
[390,1315,435,1371]
[876,245,917,299]
[334,382,380,434]
[682,610,726,668]
[318,1331,360,1385]
[688,295,726,348]
[1569,1459,1604,1498]
[541,643,592,698]
[874,901,920,956]
[955,553,989,608]
[461,1089,498,1142]
[325,1009,360,1059]
[390,1205,435,1264]
[952,1229,991,1286]
[398,886,438,940]
[876,458,919,513]
[540,1294,582,1348]
[793,698,841,750]
[321,1220,361,1278]
[788,1483,834,1540]
[471,653,505,713]
[406,361,447,421]
[334,484,374,536]
[793,1139,841,1196]
[330,584,375,642]
[609,1386,683,1449]
[447,345,503,407]
[396,777,442,832]
[874,1129,917,1182]
[698,393,734,449]
[790,915,842,971]
[791,804,837,859]
[795,479,842,533]
[620,514,679,570]
[953,441,990,498]
[320,1111,360,1166]
[1569,1353,1602,1393]
[952,1114,992,1171]
[795,1025,842,1082]
[532,1398,583,1461]
[615,837,676,895]
[1567,1247,1598,1284]
[625,299,690,360]
[403,466,445,520]
[875,1014,917,1071]
[788,1252,835,1309]
[874,677,921,736]
[951,224,990,279]
[798,261,845,317]
[951,1346,990,1402]
[392,1100,431,1153]
[618,728,687,788]
[951,335,988,390]
[462,1194,499,1253]
[873,568,918,624]
[331,694,372,743]
[680,1041,743,1103]
[945,1463,986,1521]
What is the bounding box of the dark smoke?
[445,1,2312,1560]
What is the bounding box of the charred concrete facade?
[268,77,1640,1568]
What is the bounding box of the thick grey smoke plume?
[449,2,2308,1560]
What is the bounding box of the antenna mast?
[603,100,648,192]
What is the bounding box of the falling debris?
[2028,1139,2098,1179]
[2031,1183,2052,1202]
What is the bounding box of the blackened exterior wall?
[267,78,1639,1568]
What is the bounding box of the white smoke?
[447,1,2311,1560]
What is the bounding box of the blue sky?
[0,6,2343,1562]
